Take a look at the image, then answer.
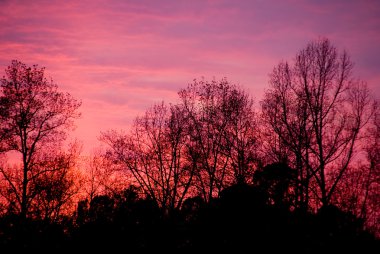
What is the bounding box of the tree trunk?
[21,162,28,220]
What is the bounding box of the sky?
[1,0,379,153]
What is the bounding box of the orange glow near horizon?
[1,0,379,154]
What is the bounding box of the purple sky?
[1,0,379,153]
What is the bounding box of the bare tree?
[29,143,82,222]
[362,105,380,234]
[223,85,258,184]
[261,61,314,210]
[81,150,129,202]
[102,102,194,214]
[261,39,376,209]
[178,79,258,201]
[0,60,81,219]
[332,104,380,235]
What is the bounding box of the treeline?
[0,38,379,251]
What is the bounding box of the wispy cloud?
[1,0,379,152]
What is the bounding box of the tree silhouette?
[362,108,380,235]
[261,38,377,209]
[29,144,81,222]
[0,60,81,220]
[81,151,127,203]
[178,79,258,201]
[332,106,380,236]
[102,102,194,214]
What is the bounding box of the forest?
[0,38,379,252]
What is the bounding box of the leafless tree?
[102,102,194,214]
[178,79,258,201]
[261,60,314,210]
[261,39,376,209]
[223,85,258,184]
[29,143,82,222]
[362,105,380,235]
[0,60,81,219]
[81,150,129,202]
[332,104,380,235]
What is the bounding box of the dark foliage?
[0,179,378,253]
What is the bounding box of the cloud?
[1,0,379,152]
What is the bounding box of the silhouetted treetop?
[261,38,377,210]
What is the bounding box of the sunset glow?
[1,0,379,152]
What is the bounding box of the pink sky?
[1,0,379,153]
